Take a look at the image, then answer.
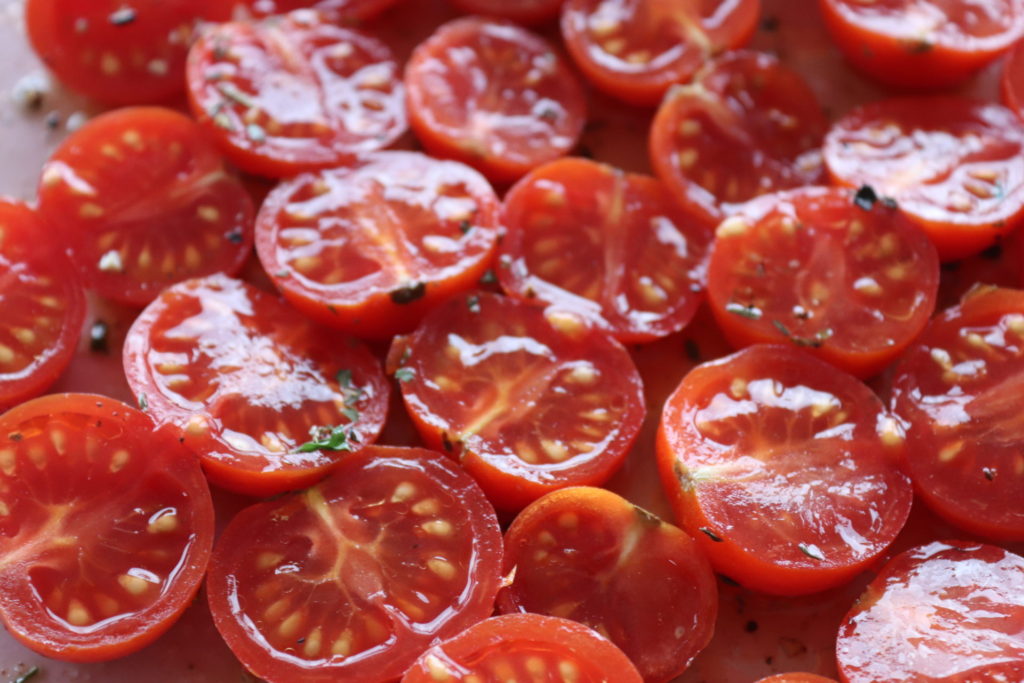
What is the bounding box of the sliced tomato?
[256,151,502,340]
[206,445,503,683]
[819,0,1024,89]
[755,675,837,683]
[402,614,643,683]
[242,0,401,20]
[649,50,826,226]
[0,201,85,411]
[123,275,389,497]
[448,0,565,25]
[498,157,710,344]
[186,10,406,178]
[392,292,645,511]
[836,541,1024,683]
[823,97,1024,261]
[499,486,717,683]
[405,16,587,184]
[560,0,761,106]
[36,107,254,307]
[657,344,914,595]
[0,393,214,661]
[706,186,939,379]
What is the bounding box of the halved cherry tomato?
[207,445,503,683]
[823,97,1024,261]
[890,286,1024,541]
[755,675,837,683]
[499,486,717,682]
[36,107,254,307]
[405,16,586,184]
[819,0,1024,89]
[0,201,85,411]
[657,344,914,595]
[0,393,214,661]
[706,186,939,379]
[836,541,1024,683]
[256,151,501,340]
[649,50,826,226]
[402,614,643,683]
[123,275,389,497]
[560,0,761,106]
[25,0,233,105]
[498,157,710,344]
[242,0,401,20]
[448,0,565,25]
[391,292,645,511]
[186,10,406,178]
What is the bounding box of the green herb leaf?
[458,219,472,234]
[13,666,40,683]
[138,393,148,412]
[296,424,359,453]
[726,302,762,320]
[698,526,724,542]
[467,295,481,313]
[394,367,415,382]
[337,369,353,389]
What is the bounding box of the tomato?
[401,614,643,683]
[823,97,1024,261]
[36,107,254,307]
[936,232,1024,309]
[649,50,826,227]
[756,675,838,683]
[391,292,645,511]
[499,486,717,682]
[405,16,587,184]
[560,0,761,106]
[0,393,214,661]
[256,151,502,340]
[206,445,503,683]
[1002,37,1024,118]
[448,0,565,25]
[836,541,1024,683]
[657,344,914,595]
[25,0,232,105]
[0,201,85,411]
[819,0,1024,90]
[123,275,389,497]
[706,186,939,379]
[242,0,401,20]
[186,10,406,178]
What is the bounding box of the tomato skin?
[448,0,565,25]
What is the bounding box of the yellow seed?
[95,593,120,617]
[79,203,104,218]
[930,348,952,370]
[603,38,626,55]
[332,630,353,656]
[391,482,416,503]
[526,656,546,675]
[1007,314,1024,336]
[878,417,904,447]
[679,119,701,137]
[540,438,569,462]
[264,597,290,621]
[939,441,963,462]
[197,205,220,222]
[67,599,92,626]
[303,627,322,657]
[0,501,8,516]
[425,653,454,681]
[101,52,121,75]
[184,244,201,270]
[278,611,302,639]
[122,129,142,149]
[148,511,179,533]
[716,216,750,239]
[566,364,598,385]
[730,378,747,398]
[559,512,578,529]
[411,498,440,516]
[966,332,987,349]
[427,557,456,580]
[109,449,130,472]
[49,430,66,455]
[559,659,580,682]
[677,148,698,169]
[546,310,586,337]
[12,328,35,345]
[0,345,14,364]
[422,519,453,536]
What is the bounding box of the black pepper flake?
[761,15,780,31]
[908,40,934,54]
[226,230,244,244]
[980,242,1003,260]
[109,7,137,25]
[479,269,497,285]
[576,144,595,159]
[467,295,481,313]
[983,467,997,481]
[458,219,472,234]
[720,575,740,587]
[441,431,453,452]
[89,320,110,353]
[390,282,426,305]
[745,620,759,633]
[9,432,23,442]
[853,184,878,211]
[684,338,701,363]
[44,111,61,130]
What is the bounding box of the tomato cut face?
[448,0,565,25]
[25,0,233,105]
[36,107,254,307]
[890,286,1024,541]
[706,186,940,379]
[393,292,645,511]
[0,393,214,662]
[499,486,717,683]
[649,51,826,226]
[242,0,400,20]
[498,157,710,344]
[836,541,1024,683]
[657,344,914,596]
[123,275,389,497]
[186,10,406,178]
[0,202,85,411]
[560,0,761,106]
[823,97,1024,261]
[256,151,502,340]
[402,614,644,683]
[207,445,503,683]
[405,17,587,184]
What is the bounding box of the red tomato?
[756,675,837,683]
[890,286,1024,541]
[123,275,389,497]
[657,344,914,595]
[706,186,939,379]
[448,0,565,25]
[186,10,406,178]
[256,151,502,340]
[560,0,761,106]
[0,393,214,661]
[242,0,401,20]
[499,486,717,682]
[206,445,503,683]
[836,541,1024,683]
[36,107,254,307]
[1002,37,1024,118]
[25,0,232,105]
[649,50,826,226]
[498,157,711,344]
[391,292,645,511]
[823,97,1024,261]
[0,201,85,411]
[405,16,587,184]
[402,614,643,683]
[819,0,1024,89]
